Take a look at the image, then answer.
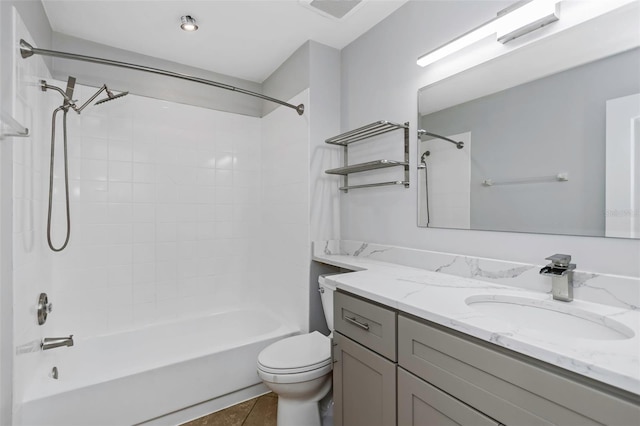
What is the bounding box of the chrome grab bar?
[345,316,370,331]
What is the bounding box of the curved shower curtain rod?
[19,39,305,116]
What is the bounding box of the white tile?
[133,243,155,263]
[177,223,197,241]
[133,262,155,284]
[108,265,133,286]
[108,244,133,266]
[155,204,177,222]
[133,163,155,183]
[133,303,158,326]
[133,183,155,203]
[156,261,177,281]
[108,305,133,331]
[80,181,108,203]
[133,283,156,304]
[197,222,216,240]
[106,284,133,306]
[215,169,233,186]
[82,137,109,160]
[133,204,155,223]
[109,117,133,141]
[215,222,233,239]
[108,161,132,182]
[216,154,234,170]
[156,281,178,301]
[81,159,108,181]
[109,140,133,162]
[156,222,177,242]
[133,223,155,243]
[108,182,132,203]
[108,203,133,223]
[156,242,177,261]
[105,224,133,244]
[132,141,156,163]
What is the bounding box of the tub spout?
[42,335,74,351]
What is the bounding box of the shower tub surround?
[313,240,640,395]
[18,308,297,426]
[9,38,311,424]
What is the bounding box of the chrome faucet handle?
[545,254,572,268]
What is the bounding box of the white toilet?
[257,277,336,426]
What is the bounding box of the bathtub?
[18,308,298,426]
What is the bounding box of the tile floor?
[182,393,277,426]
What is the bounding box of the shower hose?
[47,106,71,252]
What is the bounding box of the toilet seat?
[257,331,332,380]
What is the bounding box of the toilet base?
[277,398,322,426]
[261,373,331,426]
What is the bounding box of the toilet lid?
[258,331,331,374]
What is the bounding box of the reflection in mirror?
[417,5,640,239]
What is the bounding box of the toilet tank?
[318,274,338,331]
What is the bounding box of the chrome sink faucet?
[539,254,576,302]
[41,335,74,351]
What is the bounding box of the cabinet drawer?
[398,368,500,426]
[398,315,640,426]
[334,291,397,361]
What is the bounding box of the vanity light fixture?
[180,15,199,32]
[417,0,560,67]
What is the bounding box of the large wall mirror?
[417,1,640,239]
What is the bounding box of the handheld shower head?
[95,89,129,105]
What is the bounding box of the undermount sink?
[465,295,635,341]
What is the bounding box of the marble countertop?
[313,251,640,395]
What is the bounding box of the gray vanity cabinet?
[398,315,640,426]
[333,291,397,426]
[397,368,500,426]
[333,332,396,426]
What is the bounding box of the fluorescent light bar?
[497,0,559,43]
[417,0,561,67]
[417,20,498,67]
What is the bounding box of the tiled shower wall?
[260,90,310,333]
[11,10,53,410]
[47,83,263,337]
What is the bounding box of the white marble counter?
[313,242,640,396]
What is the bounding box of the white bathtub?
[18,308,298,426]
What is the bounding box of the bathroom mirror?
[417,4,640,239]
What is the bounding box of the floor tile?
[181,393,277,426]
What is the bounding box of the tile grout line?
[239,397,259,425]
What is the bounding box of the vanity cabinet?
[333,332,396,426]
[333,291,397,426]
[398,314,640,426]
[332,290,640,426]
[397,368,500,426]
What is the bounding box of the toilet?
[257,276,336,426]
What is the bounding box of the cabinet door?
[333,332,396,426]
[398,368,500,426]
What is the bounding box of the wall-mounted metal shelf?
[326,159,409,175]
[325,120,410,192]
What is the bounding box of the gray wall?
[420,48,640,236]
[0,2,52,424]
[340,0,639,277]
[51,33,263,117]
[262,41,311,117]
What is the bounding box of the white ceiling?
[42,0,408,83]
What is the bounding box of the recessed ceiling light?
[180,15,198,32]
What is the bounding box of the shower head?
[73,84,128,113]
[95,89,129,105]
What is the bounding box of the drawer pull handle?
[345,316,370,331]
